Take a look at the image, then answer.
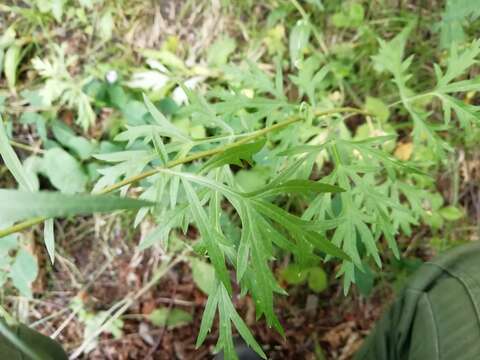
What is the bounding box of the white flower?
[105,70,118,84]
[172,76,205,105]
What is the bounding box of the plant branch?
[0,107,368,239]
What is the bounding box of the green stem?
[9,140,44,154]
[0,107,367,238]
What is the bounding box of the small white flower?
[172,76,205,105]
[105,70,118,84]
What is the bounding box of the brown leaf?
[394,142,413,161]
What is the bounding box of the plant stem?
[9,140,44,154]
[0,107,367,239]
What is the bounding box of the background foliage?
[0,0,479,358]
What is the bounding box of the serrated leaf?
[436,40,480,88]
[244,179,344,198]
[221,286,266,359]
[303,231,350,261]
[143,94,190,142]
[201,139,266,173]
[181,179,232,294]
[0,190,153,225]
[196,284,219,347]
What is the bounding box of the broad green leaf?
[307,267,328,293]
[10,249,38,298]
[148,308,193,328]
[0,190,153,225]
[51,121,95,160]
[201,139,266,173]
[365,97,390,123]
[281,264,309,285]
[190,258,216,295]
[207,36,236,67]
[439,206,464,221]
[40,148,88,194]
[120,100,148,126]
[234,167,270,192]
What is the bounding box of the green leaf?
[4,44,20,93]
[196,284,220,347]
[0,190,153,225]
[10,249,38,298]
[372,21,414,79]
[143,94,190,142]
[289,20,311,67]
[0,321,46,360]
[365,97,390,123]
[281,264,309,285]
[244,179,344,198]
[0,118,37,191]
[120,100,148,126]
[436,40,480,88]
[148,308,193,328]
[303,231,350,261]
[207,36,236,67]
[98,10,114,41]
[235,167,270,192]
[40,148,88,194]
[221,286,266,359]
[190,258,216,295]
[332,3,364,28]
[201,139,266,173]
[439,206,464,221]
[181,179,232,294]
[51,121,95,160]
[439,0,480,48]
[307,267,328,293]
[44,219,55,264]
